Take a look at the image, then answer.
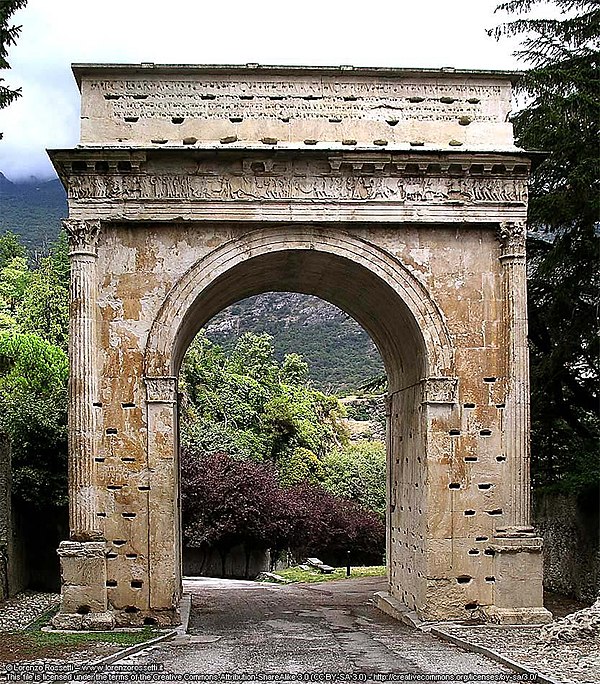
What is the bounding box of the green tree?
[16,236,69,349]
[321,440,386,518]
[0,231,69,347]
[276,446,323,487]
[0,331,68,508]
[0,255,31,313]
[493,0,599,490]
[0,232,70,507]
[280,353,309,385]
[180,332,348,469]
[0,230,26,269]
[0,0,27,125]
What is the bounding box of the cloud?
[0,0,522,180]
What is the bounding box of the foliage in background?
[0,331,68,508]
[321,441,386,518]
[181,451,386,575]
[204,292,385,393]
[180,332,348,469]
[284,480,385,565]
[180,332,387,569]
[0,230,25,269]
[181,451,288,576]
[0,230,69,507]
[493,0,599,492]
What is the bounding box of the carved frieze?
[67,172,527,205]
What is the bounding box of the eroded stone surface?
[51,64,548,628]
[540,598,600,642]
[74,64,517,151]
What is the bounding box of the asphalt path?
[75,577,517,683]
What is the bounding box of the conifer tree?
[493,1,599,489]
[0,0,27,134]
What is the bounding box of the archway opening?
[170,248,428,389]
[159,243,433,611]
[178,291,387,580]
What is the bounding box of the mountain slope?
[204,292,383,392]
[0,174,67,252]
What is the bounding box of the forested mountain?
[0,173,67,252]
[0,174,383,392]
[205,293,383,392]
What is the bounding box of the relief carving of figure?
[64,163,527,206]
[69,175,84,199]
[403,178,426,202]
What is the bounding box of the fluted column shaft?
[63,219,102,541]
[498,221,531,530]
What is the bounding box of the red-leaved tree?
[181,451,385,576]
[285,482,385,565]
[181,451,287,576]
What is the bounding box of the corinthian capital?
[62,219,101,254]
[497,221,526,257]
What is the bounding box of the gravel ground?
[0,592,162,670]
[438,624,600,684]
[0,590,59,632]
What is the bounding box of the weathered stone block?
[51,613,83,630]
[81,611,116,630]
[484,535,551,621]
[57,541,108,614]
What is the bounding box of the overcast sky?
[0,0,529,181]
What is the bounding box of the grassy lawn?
[259,565,386,584]
[0,608,163,662]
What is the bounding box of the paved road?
[88,577,515,682]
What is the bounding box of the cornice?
[49,146,532,190]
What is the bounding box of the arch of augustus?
[49,63,552,630]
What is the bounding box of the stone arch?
[51,63,551,631]
[140,224,458,623]
[144,225,455,392]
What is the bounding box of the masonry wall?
[183,546,270,580]
[533,487,600,603]
[388,385,427,612]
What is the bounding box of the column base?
[54,540,113,630]
[486,532,553,624]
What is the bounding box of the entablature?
[49,147,531,225]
